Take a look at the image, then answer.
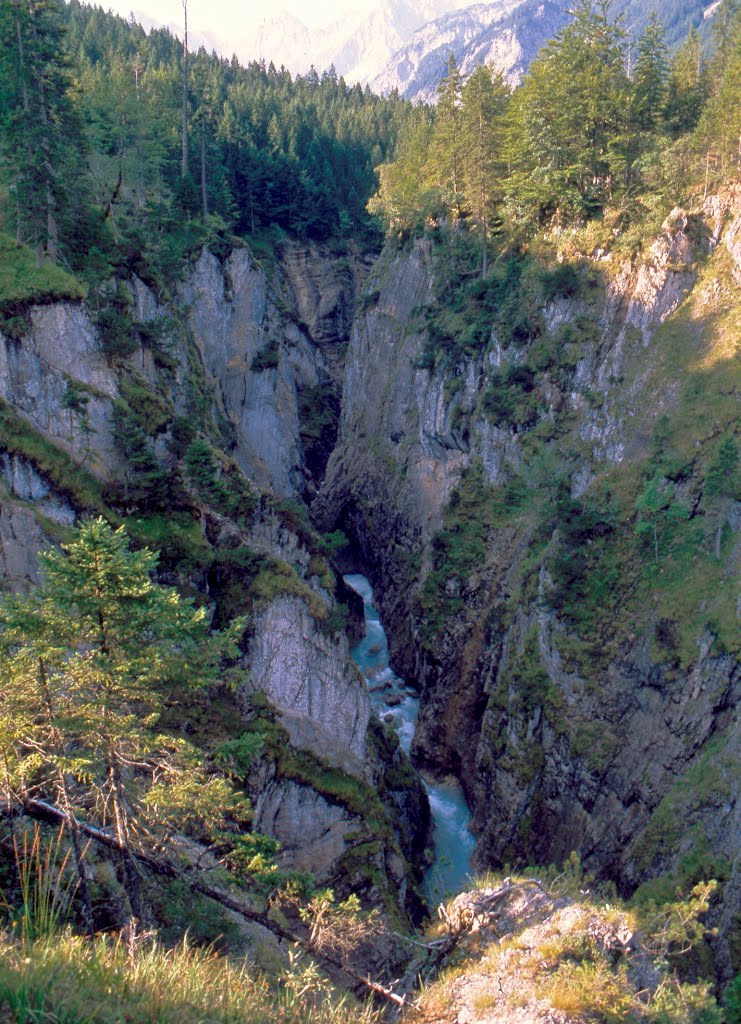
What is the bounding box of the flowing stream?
[344,573,476,906]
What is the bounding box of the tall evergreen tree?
[433,52,464,218]
[0,0,83,261]
[504,0,631,222]
[0,519,246,924]
[664,27,707,137]
[632,12,669,133]
[461,65,509,276]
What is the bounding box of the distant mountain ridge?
[372,0,569,100]
[215,0,474,84]
[127,0,721,96]
[373,0,719,101]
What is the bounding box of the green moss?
[119,372,174,434]
[241,700,390,834]
[0,399,110,514]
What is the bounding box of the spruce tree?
[433,52,464,218]
[504,0,631,223]
[0,519,246,925]
[632,13,669,133]
[0,0,83,262]
[461,65,509,276]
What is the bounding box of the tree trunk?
[181,0,189,178]
[108,754,145,925]
[200,130,208,221]
[36,657,94,936]
[61,785,96,939]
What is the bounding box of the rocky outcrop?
[0,455,78,589]
[245,595,370,772]
[0,304,119,478]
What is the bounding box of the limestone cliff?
[315,188,740,974]
[0,239,428,917]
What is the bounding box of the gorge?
[1,187,738,980]
[0,5,739,1015]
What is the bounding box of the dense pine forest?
[0,0,739,1022]
[0,0,738,283]
[0,0,412,285]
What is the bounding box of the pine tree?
[460,65,509,276]
[0,519,246,924]
[504,0,631,223]
[632,13,669,133]
[694,2,741,184]
[367,108,440,232]
[433,52,464,218]
[664,28,707,138]
[704,436,740,559]
[0,0,83,262]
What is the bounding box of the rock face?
[246,595,370,772]
[181,244,363,499]
[0,239,427,917]
[1,186,737,954]
[316,188,740,973]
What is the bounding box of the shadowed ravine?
[344,573,476,906]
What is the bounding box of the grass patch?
[0,233,84,325]
[0,929,380,1024]
[0,399,111,514]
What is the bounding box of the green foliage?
[723,975,741,1024]
[0,519,248,919]
[250,338,280,372]
[705,435,739,503]
[319,530,349,557]
[127,512,213,578]
[370,1,739,240]
[544,489,620,637]
[112,402,169,506]
[226,832,283,890]
[297,382,340,480]
[95,284,139,360]
[482,364,540,428]
[508,627,558,716]
[213,732,265,781]
[150,882,239,949]
[0,233,84,317]
[4,827,76,942]
[635,472,690,562]
[119,372,173,434]
[0,0,85,262]
[184,438,229,507]
[419,463,526,648]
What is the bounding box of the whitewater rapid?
[344,573,475,906]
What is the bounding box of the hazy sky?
[96,0,370,32]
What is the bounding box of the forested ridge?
[0,1,739,1022]
[0,0,413,288]
[370,0,740,260]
